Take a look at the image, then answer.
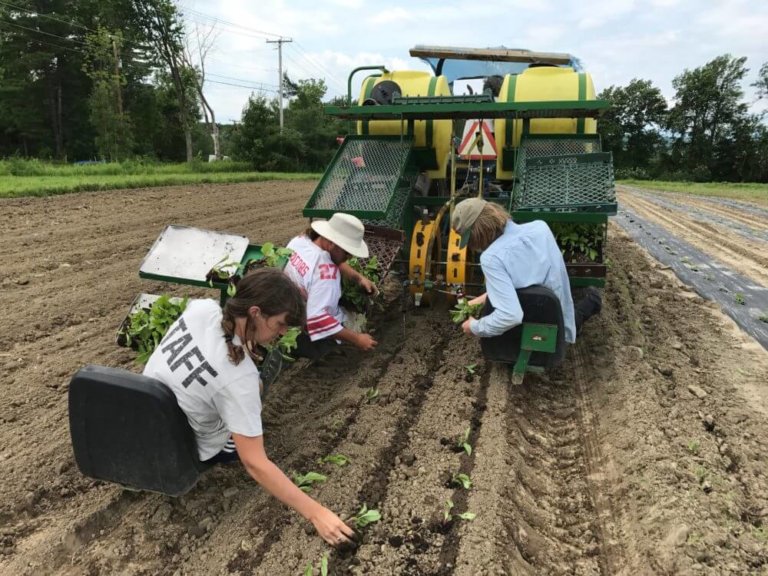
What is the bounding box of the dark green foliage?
[549,223,603,263]
[122,295,188,364]
[342,256,381,314]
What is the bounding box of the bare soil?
[1,182,768,576]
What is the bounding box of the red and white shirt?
[284,235,347,341]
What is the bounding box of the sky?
[178,0,768,124]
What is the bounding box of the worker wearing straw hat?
[284,212,379,360]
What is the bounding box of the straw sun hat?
[311,213,369,258]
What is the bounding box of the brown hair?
[221,267,305,365]
[468,202,510,251]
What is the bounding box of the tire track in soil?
[503,378,602,575]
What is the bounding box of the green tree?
[667,54,749,179]
[133,0,198,162]
[598,79,667,173]
[285,78,341,171]
[230,93,279,168]
[82,28,133,160]
[753,61,768,103]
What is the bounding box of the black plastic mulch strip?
[615,208,768,350]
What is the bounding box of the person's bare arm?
[333,326,377,351]
[233,434,355,545]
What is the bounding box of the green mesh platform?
[304,136,415,220]
[513,136,616,212]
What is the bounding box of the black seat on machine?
[68,365,208,496]
[480,285,566,368]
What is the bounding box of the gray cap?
[451,198,487,248]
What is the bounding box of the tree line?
[0,1,766,181]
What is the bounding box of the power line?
[0,21,79,53]
[293,41,345,92]
[206,78,277,93]
[0,18,87,47]
[181,8,283,40]
[0,0,96,34]
[207,72,278,89]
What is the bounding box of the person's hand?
[461,318,474,336]
[309,506,356,546]
[358,275,378,296]
[354,333,378,351]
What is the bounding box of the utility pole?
[112,36,123,117]
[266,37,292,132]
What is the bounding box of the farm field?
[1,181,768,575]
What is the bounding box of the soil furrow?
[618,190,768,287]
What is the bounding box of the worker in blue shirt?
[451,198,601,342]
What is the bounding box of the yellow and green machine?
[304,45,616,302]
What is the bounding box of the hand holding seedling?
[461,318,474,336]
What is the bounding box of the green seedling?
[443,499,454,522]
[759,313,768,324]
[452,473,472,490]
[457,427,472,456]
[687,440,700,455]
[122,295,189,364]
[364,387,380,403]
[292,471,327,493]
[444,499,477,523]
[319,454,349,467]
[342,255,381,314]
[465,363,477,375]
[303,553,329,576]
[550,222,602,263]
[350,504,381,529]
[734,293,745,305]
[450,300,483,324]
[267,326,301,361]
[258,242,293,268]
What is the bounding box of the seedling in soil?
[364,387,380,403]
[456,427,472,456]
[444,500,476,523]
[465,364,477,375]
[759,313,768,324]
[319,454,350,467]
[303,553,329,576]
[443,499,454,523]
[734,293,746,305]
[452,473,473,490]
[292,471,327,493]
[687,440,700,455]
[350,504,381,529]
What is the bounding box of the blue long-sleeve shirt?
[470,220,577,343]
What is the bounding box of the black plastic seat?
[68,365,209,496]
[479,285,566,369]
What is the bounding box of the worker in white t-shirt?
[284,212,378,360]
[144,268,355,547]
